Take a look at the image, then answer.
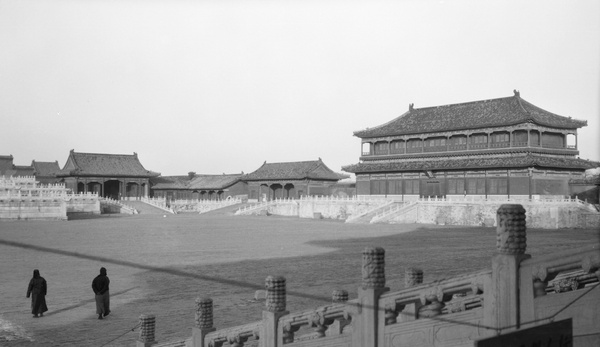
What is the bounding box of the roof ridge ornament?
[513,89,520,97]
[409,103,414,111]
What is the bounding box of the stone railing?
[169,196,242,214]
[419,195,597,212]
[0,175,38,188]
[135,204,599,347]
[235,198,296,215]
[299,195,383,202]
[520,243,600,301]
[197,197,242,214]
[139,197,176,214]
[370,201,416,224]
[344,199,394,223]
[279,293,353,344]
[0,188,73,199]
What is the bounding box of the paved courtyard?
[0,213,598,346]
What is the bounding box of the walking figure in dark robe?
[92,267,110,320]
[26,269,48,318]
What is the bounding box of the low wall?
[100,203,131,214]
[298,200,375,219]
[387,202,599,229]
[258,200,382,219]
[0,197,67,220]
[67,196,100,215]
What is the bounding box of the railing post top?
[362,247,386,289]
[332,289,349,303]
[265,275,286,312]
[496,204,527,255]
[195,297,213,304]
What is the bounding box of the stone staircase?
[124,200,169,214]
[199,202,246,216]
[370,201,417,224]
[345,200,395,224]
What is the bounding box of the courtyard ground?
[0,213,598,346]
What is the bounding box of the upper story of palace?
[354,91,587,161]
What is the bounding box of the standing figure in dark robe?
[26,269,48,318]
[92,267,110,320]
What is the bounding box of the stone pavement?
[1,213,597,346]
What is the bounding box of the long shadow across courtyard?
[0,213,598,346]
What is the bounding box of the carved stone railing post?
[332,289,349,303]
[227,333,249,347]
[137,314,156,347]
[282,321,300,344]
[418,290,445,318]
[362,247,386,289]
[310,311,332,337]
[192,297,216,347]
[404,268,423,288]
[484,204,530,333]
[357,247,388,347]
[263,276,288,347]
[328,290,351,336]
[397,268,424,323]
[266,275,286,312]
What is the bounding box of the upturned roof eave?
[342,157,599,174]
[354,120,583,139]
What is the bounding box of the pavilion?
[56,150,159,199]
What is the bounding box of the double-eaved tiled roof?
[244,159,349,181]
[57,150,160,177]
[151,174,244,190]
[354,92,587,138]
[342,154,600,173]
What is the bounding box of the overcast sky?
[1,0,598,176]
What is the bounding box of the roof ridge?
[513,92,531,117]
[415,95,515,111]
[265,159,320,165]
[74,151,136,157]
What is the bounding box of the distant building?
[56,150,159,199]
[31,160,61,184]
[151,173,247,201]
[0,155,12,175]
[343,91,599,199]
[0,155,35,177]
[244,159,349,201]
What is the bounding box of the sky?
[1,0,598,176]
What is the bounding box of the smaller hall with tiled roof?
[57,150,160,199]
[151,173,247,201]
[31,160,61,184]
[343,91,599,199]
[244,158,349,201]
[0,155,35,177]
